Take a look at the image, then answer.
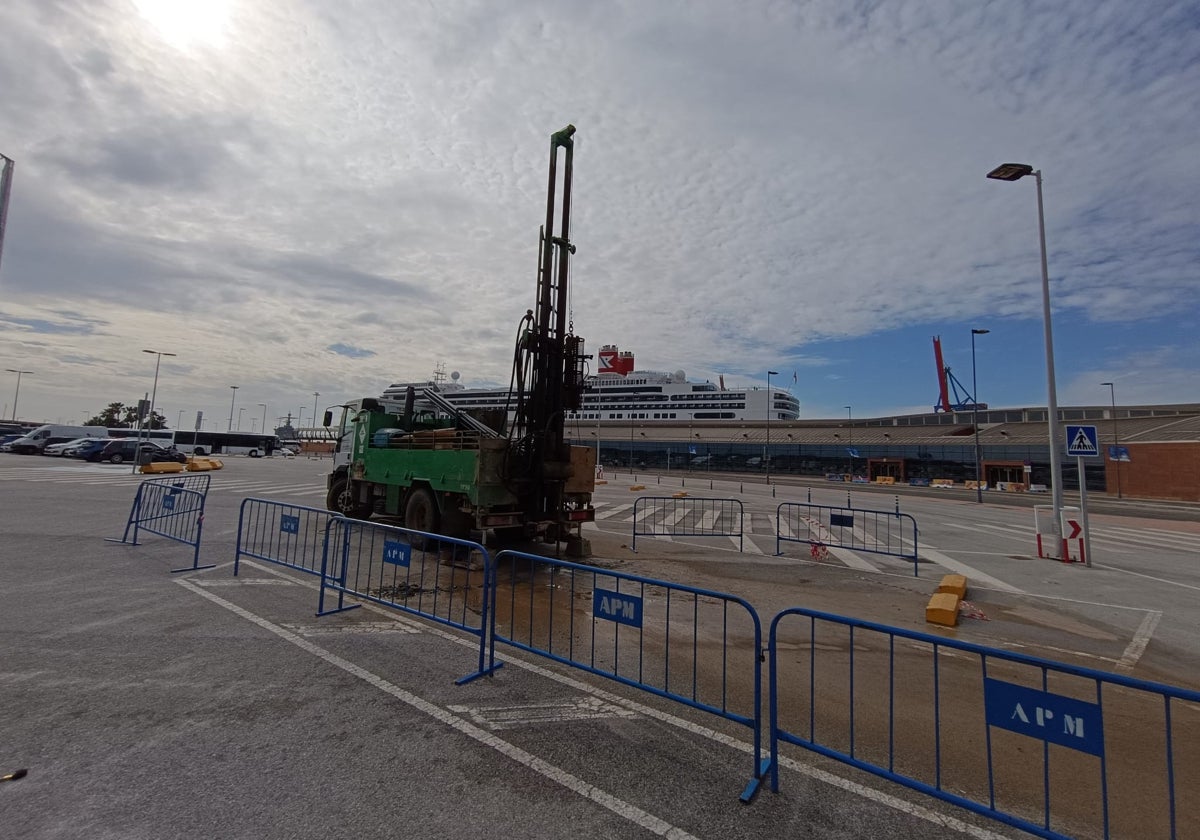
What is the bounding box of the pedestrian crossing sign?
[1065,424,1099,457]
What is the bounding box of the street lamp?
[142,350,176,434]
[258,403,268,437]
[312,391,321,428]
[237,406,246,430]
[1101,382,1123,499]
[844,405,852,474]
[298,406,306,427]
[970,329,990,503]
[227,385,239,431]
[5,368,32,421]
[988,162,1064,540]
[766,371,778,483]
[177,409,185,430]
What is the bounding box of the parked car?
[44,437,99,457]
[70,438,113,460]
[86,439,188,465]
[0,433,25,452]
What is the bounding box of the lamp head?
[986,163,1034,181]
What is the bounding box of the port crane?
[932,335,985,413]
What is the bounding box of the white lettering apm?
[600,596,635,619]
[1013,703,1076,732]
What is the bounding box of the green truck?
[324,125,595,553]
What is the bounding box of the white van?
[7,425,106,455]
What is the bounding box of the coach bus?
[172,430,280,457]
[107,427,174,444]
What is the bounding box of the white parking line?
[176,579,700,840]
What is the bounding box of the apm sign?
[984,678,1104,756]
[593,588,643,628]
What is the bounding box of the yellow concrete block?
[629,484,645,491]
[672,491,689,498]
[594,479,608,485]
[185,457,224,472]
[925,593,960,627]
[140,461,184,474]
[937,574,968,599]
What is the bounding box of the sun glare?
[133,0,233,50]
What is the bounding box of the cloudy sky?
[1,0,1197,430]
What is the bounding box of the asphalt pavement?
[4,456,1198,838]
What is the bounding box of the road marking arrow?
[1066,519,1082,539]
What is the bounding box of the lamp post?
[629,415,634,471]
[970,329,989,503]
[298,406,306,427]
[227,385,239,431]
[177,409,185,430]
[237,407,246,430]
[142,350,176,437]
[766,371,778,483]
[1101,382,1123,499]
[5,368,32,421]
[258,403,268,437]
[313,391,321,427]
[844,405,852,475]
[988,163,1064,541]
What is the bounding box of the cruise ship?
[378,345,801,423]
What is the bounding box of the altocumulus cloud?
[328,343,376,359]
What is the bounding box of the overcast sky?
[1,0,1197,430]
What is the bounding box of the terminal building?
[570,403,1200,503]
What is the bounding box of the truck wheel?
[327,476,372,519]
[404,487,439,549]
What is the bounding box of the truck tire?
[327,476,372,520]
[404,487,439,549]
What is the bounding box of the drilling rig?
[324,125,595,554]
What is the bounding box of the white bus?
[172,430,280,457]
[107,427,174,444]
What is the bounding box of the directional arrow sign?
[1066,519,1082,539]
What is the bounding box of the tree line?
[84,402,169,430]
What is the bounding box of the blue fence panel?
[233,498,339,577]
[109,475,213,573]
[767,607,1200,839]
[775,502,919,575]
[632,496,744,552]
[493,549,765,801]
[317,518,499,684]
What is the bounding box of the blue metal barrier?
[775,502,919,576]
[317,518,499,684]
[108,475,213,573]
[632,496,744,552]
[233,498,338,577]
[493,549,765,801]
[767,607,1200,839]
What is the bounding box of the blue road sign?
[1108,445,1131,462]
[279,514,300,535]
[1065,424,1100,457]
